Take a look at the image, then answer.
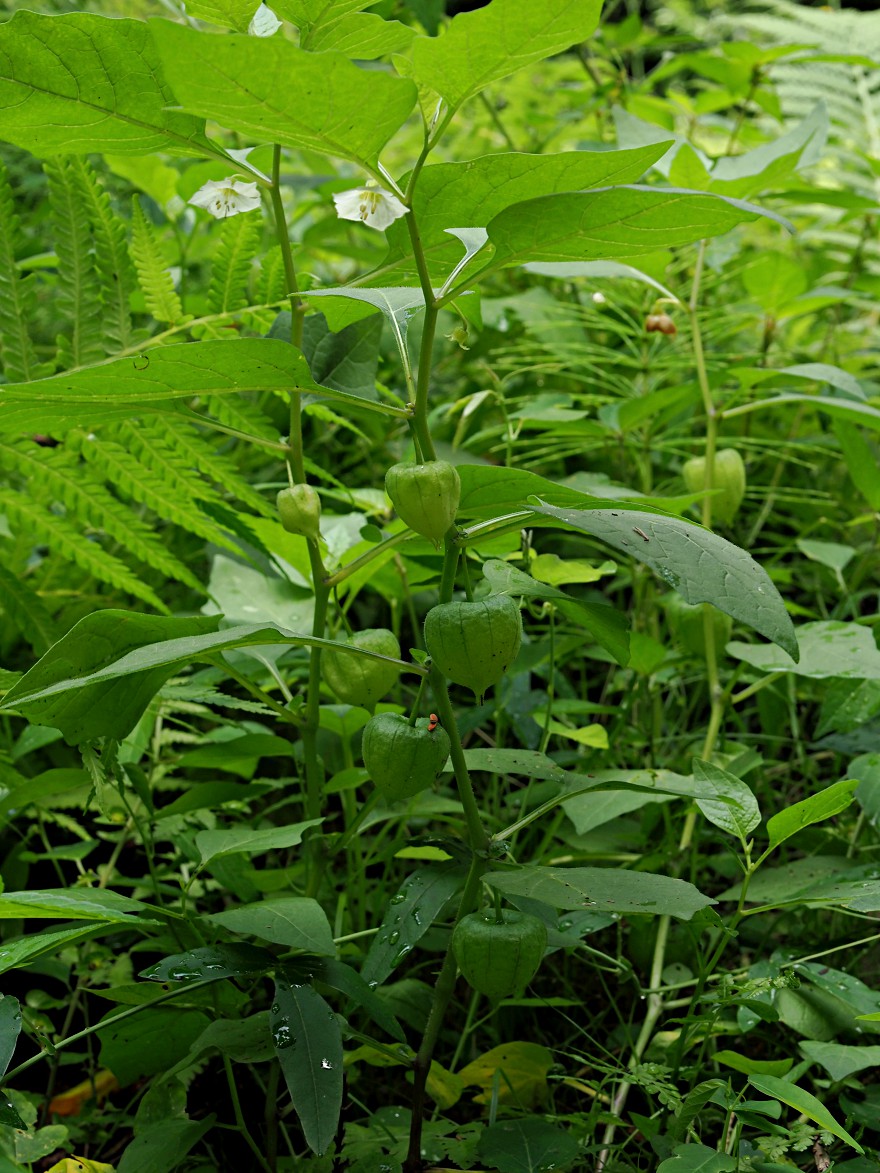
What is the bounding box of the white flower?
[189,177,262,219]
[333,185,407,231]
[592,291,607,305]
[249,3,281,36]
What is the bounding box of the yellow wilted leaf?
[48,1069,119,1117]
[46,1159,115,1173]
[426,1059,464,1109]
[458,1041,553,1107]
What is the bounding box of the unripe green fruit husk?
[277,484,321,540]
[385,460,461,547]
[424,594,522,702]
[665,595,732,660]
[362,713,451,801]
[452,910,548,1002]
[323,628,401,709]
[682,449,746,525]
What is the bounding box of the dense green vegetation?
[0,1,879,1170]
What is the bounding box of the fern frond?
[0,439,205,595]
[256,244,288,306]
[43,157,105,370]
[67,157,137,356]
[0,160,42,383]
[204,393,279,443]
[130,195,185,325]
[0,557,58,654]
[207,213,261,317]
[78,431,237,552]
[146,419,275,518]
[0,487,166,611]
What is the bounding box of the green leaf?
[271,977,343,1156]
[483,187,767,273]
[800,1040,880,1082]
[530,504,798,661]
[185,0,260,31]
[100,1008,212,1086]
[0,11,217,158]
[0,561,58,656]
[207,896,334,955]
[657,1145,736,1173]
[728,621,879,679]
[523,259,679,301]
[0,996,21,1080]
[481,557,630,666]
[765,779,858,853]
[409,0,602,114]
[306,13,415,58]
[1,611,221,743]
[0,888,161,925]
[713,1050,793,1077]
[0,924,108,976]
[139,944,277,984]
[286,957,405,1042]
[361,865,467,987]
[487,866,715,921]
[475,1117,579,1173]
[151,20,416,170]
[692,758,761,841]
[196,824,325,869]
[748,1074,864,1152]
[383,143,671,279]
[117,1118,216,1173]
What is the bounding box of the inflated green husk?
[424,594,522,700]
[385,460,461,546]
[665,595,733,659]
[682,448,746,525]
[362,713,451,801]
[276,484,321,539]
[452,910,548,1002]
[323,628,401,709]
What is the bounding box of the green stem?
[429,667,490,855]
[322,530,412,589]
[224,1055,274,1173]
[439,535,461,603]
[270,143,304,349]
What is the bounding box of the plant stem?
[224,1054,274,1173]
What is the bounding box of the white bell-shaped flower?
[249,3,281,36]
[333,185,407,232]
[189,177,262,219]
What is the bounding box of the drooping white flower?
[189,177,262,219]
[249,3,281,36]
[592,291,607,305]
[333,185,407,232]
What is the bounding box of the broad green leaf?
[562,769,692,832]
[273,0,369,25]
[482,558,630,666]
[475,1117,579,1173]
[271,978,343,1156]
[0,888,161,924]
[207,896,335,953]
[765,779,858,853]
[530,504,798,661]
[657,1145,736,1173]
[306,13,415,57]
[0,924,108,976]
[713,1050,793,1077]
[0,996,21,1080]
[740,362,867,401]
[383,144,671,278]
[151,20,416,170]
[692,759,761,841]
[285,957,405,1042]
[0,338,323,410]
[409,0,602,114]
[742,251,808,314]
[116,1118,215,1173]
[0,613,415,743]
[184,1013,274,1065]
[140,944,277,983]
[748,1075,863,1152]
[707,101,828,198]
[1,612,221,743]
[836,422,880,510]
[739,394,880,433]
[0,767,90,820]
[186,0,261,31]
[0,12,217,159]
[361,864,467,987]
[483,187,766,273]
[800,1040,880,1082]
[523,259,679,301]
[728,621,880,679]
[487,866,715,921]
[99,1008,211,1086]
[196,822,324,868]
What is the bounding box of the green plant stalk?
[270,143,304,349]
[429,667,490,855]
[224,1054,274,1173]
[403,852,486,1173]
[439,534,461,603]
[322,530,412,589]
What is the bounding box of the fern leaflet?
[0,558,58,655]
[68,157,137,356]
[207,213,261,318]
[0,160,43,383]
[44,157,105,370]
[130,195,186,325]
